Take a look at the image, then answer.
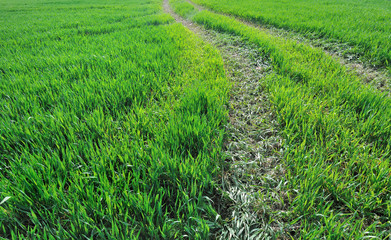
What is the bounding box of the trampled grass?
[191,0,391,70]
[169,0,391,238]
[0,0,230,238]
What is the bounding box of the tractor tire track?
[163,0,290,239]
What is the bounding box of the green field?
[1,0,391,239]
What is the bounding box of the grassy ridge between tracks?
[192,0,391,70]
[0,0,230,239]
[170,0,391,238]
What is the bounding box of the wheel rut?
[163,0,289,239]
